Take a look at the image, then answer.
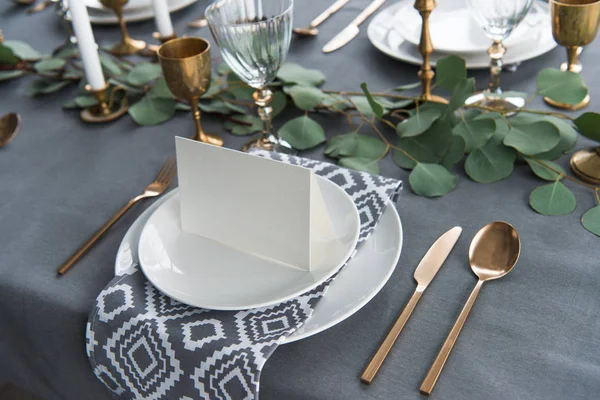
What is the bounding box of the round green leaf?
[288,85,326,111]
[148,77,175,99]
[229,86,255,101]
[447,77,474,114]
[349,96,376,117]
[409,163,458,197]
[360,82,385,118]
[278,116,326,150]
[224,115,262,135]
[511,114,577,160]
[440,134,466,168]
[27,79,70,96]
[198,99,232,114]
[524,158,565,181]
[503,121,560,155]
[276,63,326,87]
[452,118,496,152]
[465,137,516,183]
[581,205,600,237]
[536,68,588,105]
[0,70,24,81]
[394,119,453,169]
[99,53,123,77]
[34,58,66,73]
[325,132,386,160]
[0,44,19,65]
[128,96,176,126]
[74,95,98,108]
[338,157,379,175]
[322,95,351,111]
[393,82,421,91]
[396,108,442,138]
[127,62,162,86]
[3,40,42,61]
[574,112,600,142]
[271,91,287,118]
[529,181,576,216]
[435,55,466,90]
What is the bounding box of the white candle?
[67,0,105,90]
[152,0,174,37]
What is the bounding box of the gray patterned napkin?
[86,151,402,400]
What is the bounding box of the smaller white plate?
[138,176,360,311]
[85,0,150,11]
[87,0,198,24]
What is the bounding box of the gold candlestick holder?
[414,0,447,104]
[100,0,146,55]
[80,84,129,123]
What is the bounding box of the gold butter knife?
[360,226,462,384]
[322,0,386,53]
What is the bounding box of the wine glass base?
[465,92,525,113]
[242,135,296,154]
[543,95,589,111]
[195,133,223,147]
[110,38,147,56]
[570,147,600,185]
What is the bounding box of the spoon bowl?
[469,221,520,281]
[0,113,21,148]
[293,27,319,36]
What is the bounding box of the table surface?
[1,1,599,399]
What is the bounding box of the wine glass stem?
[488,40,506,94]
[566,46,582,73]
[191,99,208,142]
[115,7,131,44]
[254,88,275,143]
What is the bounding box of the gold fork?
[57,156,177,276]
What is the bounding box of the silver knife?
[360,226,462,384]
[322,0,386,53]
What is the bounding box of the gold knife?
[322,0,386,53]
[360,226,462,384]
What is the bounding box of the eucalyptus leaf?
[409,163,458,197]
[175,103,191,111]
[271,91,287,118]
[54,45,79,59]
[360,82,385,118]
[99,53,123,78]
[322,94,351,111]
[325,132,387,160]
[127,62,162,86]
[349,96,376,117]
[465,136,516,183]
[419,102,458,127]
[524,157,565,181]
[0,70,24,81]
[224,115,263,135]
[278,116,326,150]
[435,55,466,90]
[276,63,326,87]
[475,112,509,137]
[529,181,576,216]
[503,121,560,155]
[4,40,42,61]
[440,134,466,168]
[0,44,19,65]
[107,78,144,95]
[74,95,98,108]
[148,77,175,99]
[393,119,453,169]
[446,77,475,114]
[202,80,222,98]
[28,79,70,96]
[581,205,600,237]
[229,85,255,101]
[288,85,326,111]
[377,98,414,109]
[339,157,379,175]
[393,82,421,91]
[198,99,233,114]
[62,100,78,109]
[511,114,577,159]
[216,63,231,75]
[574,112,600,142]
[63,67,83,80]
[128,96,176,125]
[34,57,66,73]
[396,108,441,138]
[536,68,588,106]
[452,118,496,152]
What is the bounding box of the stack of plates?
[85,0,199,24]
[367,0,556,69]
[114,186,403,343]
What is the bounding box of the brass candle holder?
[100,0,146,55]
[544,0,600,111]
[80,84,129,123]
[414,0,447,104]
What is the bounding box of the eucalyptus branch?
[528,156,599,190]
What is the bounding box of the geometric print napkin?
[86,150,402,399]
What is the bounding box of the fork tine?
[154,156,176,184]
[156,157,177,185]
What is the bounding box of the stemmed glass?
[205,0,294,152]
[465,0,534,111]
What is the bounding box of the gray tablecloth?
[0,1,599,400]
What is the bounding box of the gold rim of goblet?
[205,0,294,28]
[550,0,600,7]
[157,37,210,61]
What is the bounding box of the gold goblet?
[157,38,223,146]
[100,0,146,55]
[544,0,600,111]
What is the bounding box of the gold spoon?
[420,221,521,395]
[293,0,349,37]
[0,113,21,148]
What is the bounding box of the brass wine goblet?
[100,0,146,55]
[544,0,600,111]
[157,38,223,146]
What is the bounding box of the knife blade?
[360,226,462,384]
[322,0,386,53]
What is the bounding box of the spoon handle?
[420,279,484,395]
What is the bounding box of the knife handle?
[352,0,386,27]
[360,285,425,384]
[311,0,350,27]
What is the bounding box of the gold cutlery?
[293,0,350,37]
[420,221,521,395]
[322,0,386,53]
[0,113,21,148]
[57,157,177,276]
[188,15,207,29]
[26,0,55,14]
[361,226,462,384]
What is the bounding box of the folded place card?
[175,137,337,271]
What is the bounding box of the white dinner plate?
[85,0,150,11]
[137,177,360,311]
[115,190,403,343]
[367,0,556,69]
[88,0,198,24]
[392,0,542,54]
